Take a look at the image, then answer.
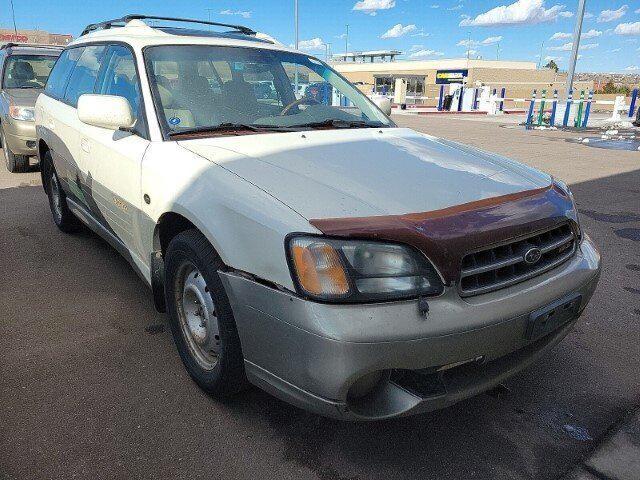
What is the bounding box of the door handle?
[81,138,90,153]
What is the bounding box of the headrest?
[11,61,35,80]
[157,83,174,108]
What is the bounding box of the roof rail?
[0,42,65,50]
[80,14,256,37]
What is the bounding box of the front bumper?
[2,117,37,156]
[221,236,601,420]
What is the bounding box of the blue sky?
[5,0,640,72]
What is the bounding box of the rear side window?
[44,48,83,100]
[63,45,106,107]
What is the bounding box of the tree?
[544,60,559,73]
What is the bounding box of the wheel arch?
[38,139,51,191]
[151,210,229,313]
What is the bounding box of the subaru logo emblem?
[523,247,542,265]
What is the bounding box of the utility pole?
[566,0,586,98]
[205,8,215,29]
[294,0,299,95]
[466,32,471,60]
[9,0,18,36]
[496,43,500,61]
[345,24,349,58]
[324,42,331,62]
[537,41,544,69]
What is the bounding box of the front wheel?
[164,229,247,396]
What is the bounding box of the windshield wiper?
[168,123,291,137]
[287,119,384,130]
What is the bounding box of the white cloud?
[353,0,395,15]
[481,35,503,44]
[409,49,444,58]
[624,65,639,70]
[548,42,573,51]
[609,48,622,53]
[381,23,417,38]
[459,0,569,27]
[297,38,325,51]
[584,12,594,19]
[467,49,479,56]
[550,29,601,41]
[582,29,602,39]
[411,28,431,37]
[636,8,640,14]
[547,41,598,51]
[448,3,464,11]
[409,44,424,52]
[559,11,574,18]
[219,9,252,18]
[544,55,561,61]
[457,38,478,47]
[615,22,640,36]
[598,5,628,23]
[457,36,502,48]
[430,4,440,8]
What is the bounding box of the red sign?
[1,33,29,42]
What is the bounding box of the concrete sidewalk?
[564,408,640,480]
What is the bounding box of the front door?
[81,45,150,268]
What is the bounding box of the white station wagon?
[35,15,601,420]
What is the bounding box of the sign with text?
[436,69,468,84]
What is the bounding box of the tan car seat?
[157,83,196,129]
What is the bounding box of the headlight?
[286,235,443,303]
[9,106,35,121]
[554,178,582,239]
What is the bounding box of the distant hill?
[575,72,640,89]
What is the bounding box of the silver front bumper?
[221,236,601,420]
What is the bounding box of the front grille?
[459,223,577,297]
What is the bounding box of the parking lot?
[1,114,639,480]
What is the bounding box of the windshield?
[144,45,392,136]
[2,54,58,89]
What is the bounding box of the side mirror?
[371,96,392,116]
[77,94,135,130]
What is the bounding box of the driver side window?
[97,46,141,122]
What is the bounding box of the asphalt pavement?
[1,115,639,480]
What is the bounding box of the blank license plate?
[526,294,582,341]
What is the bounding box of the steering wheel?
[280,97,320,116]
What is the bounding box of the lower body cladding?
[220,237,601,420]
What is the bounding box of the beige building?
[332,54,593,108]
[0,28,72,46]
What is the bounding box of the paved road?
[1,117,639,480]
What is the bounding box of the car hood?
[3,88,41,106]
[178,128,552,219]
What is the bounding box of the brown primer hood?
[309,185,578,286]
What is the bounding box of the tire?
[1,127,29,173]
[42,151,81,233]
[164,229,247,397]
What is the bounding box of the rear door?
[37,47,84,196]
[82,44,150,264]
[59,45,107,208]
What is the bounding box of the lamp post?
[345,24,349,59]
[566,0,587,98]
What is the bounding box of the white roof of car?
[71,19,295,54]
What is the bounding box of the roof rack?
[80,14,256,37]
[0,42,65,50]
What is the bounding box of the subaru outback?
[35,15,601,420]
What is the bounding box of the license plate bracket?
[525,294,582,341]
